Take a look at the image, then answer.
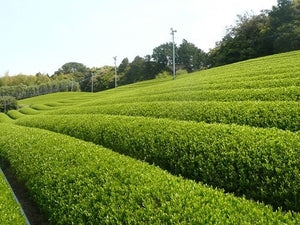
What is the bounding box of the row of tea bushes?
[48,101,300,132]
[0,123,299,224]
[6,110,25,120]
[135,76,300,96]
[79,86,299,108]
[0,168,26,225]
[16,114,300,212]
[0,113,13,123]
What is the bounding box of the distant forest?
[1,0,299,98]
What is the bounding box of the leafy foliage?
[209,0,300,66]
[53,62,89,82]
[0,80,80,100]
[0,96,18,113]
[6,110,25,120]
[16,114,300,212]
[18,107,41,115]
[2,50,299,222]
[48,100,299,131]
[0,123,299,224]
[0,113,13,123]
[0,73,50,86]
[0,170,26,225]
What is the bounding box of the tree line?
[210,0,300,66]
[50,0,300,92]
[0,73,80,100]
[1,0,299,96]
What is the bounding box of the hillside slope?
[1,50,299,223]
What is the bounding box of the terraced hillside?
[1,50,299,224]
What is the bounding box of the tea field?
[0,50,299,224]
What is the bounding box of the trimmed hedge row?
[30,104,55,111]
[0,169,26,225]
[16,114,300,212]
[129,86,300,102]
[80,86,300,107]
[6,110,25,120]
[140,76,300,95]
[48,101,300,132]
[0,113,13,123]
[18,107,41,115]
[0,123,299,224]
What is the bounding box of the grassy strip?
[16,114,300,212]
[0,123,299,224]
[0,168,26,225]
[48,101,300,132]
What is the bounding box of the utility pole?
[113,56,117,88]
[91,72,94,93]
[171,28,177,80]
[71,67,75,92]
[3,98,6,113]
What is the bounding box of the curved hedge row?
[0,123,299,224]
[18,107,41,115]
[48,101,300,132]
[136,86,300,102]
[16,114,300,212]
[0,113,13,123]
[30,104,55,111]
[139,76,300,95]
[6,110,25,120]
[81,86,299,107]
[0,169,26,225]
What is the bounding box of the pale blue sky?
[0,0,278,76]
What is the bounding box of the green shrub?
[176,69,188,75]
[30,104,55,110]
[47,101,300,132]
[0,169,26,225]
[18,107,40,115]
[0,123,299,224]
[16,114,300,212]
[0,113,13,123]
[155,71,171,79]
[6,110,25,120]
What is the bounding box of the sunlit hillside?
[1,51,299,224]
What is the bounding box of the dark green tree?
[54,62,89,82]
[53,62,90,91]
[178,39,208,72]
[209,0,300,67]
[152,42,177,69]
[209,12,271,67]
[268,0,300,53]
[0,96,18,113]
[117,58,130,74]
[142,55,165,80]
[121,56,145,84]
